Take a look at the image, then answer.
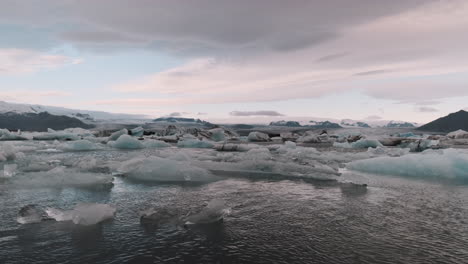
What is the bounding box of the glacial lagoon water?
[1,148,468,263]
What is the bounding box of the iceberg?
[62,140,102,151]
[334,138,382,149]
[10,166,114,188]
[247,131,270,142]
[108,128,128,141]
[46,203,116,226]
[447,129,468,139]
[108,135,143,149]
[142,139,171,148]
[347,149,468,183]
[177,139,214,149]
[0,129,28,141]
[208,128,226,142]
[130,126,144,137]
[117,156,216,182]
[33,128,80,141]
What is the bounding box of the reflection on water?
[1,173,468,263]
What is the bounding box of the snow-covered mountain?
[0,101,148,121]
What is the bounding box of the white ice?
[108,135,143,149]
[116,156,216,182]
[177,139,215,148]
[347,148,468,182]
[62,140,103,151]
[185,199,230,225]
[46,203,116,226]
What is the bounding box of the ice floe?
[46,203,116,226]
[347,149,468,182]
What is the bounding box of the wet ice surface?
[1,141,468,263]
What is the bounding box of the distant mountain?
[269,120,301,127]
[152,117,215,127]
[0,112,94,131]
[0,101,145,121]
[417,110,468,132]
[340,120,371,128]
[308,120,342,129]
[384,121,416,128]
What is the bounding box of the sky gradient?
[1,0,468,123]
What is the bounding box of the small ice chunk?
[108,135,143,149]
[185,199,230,225]
[3,164,17,177]
[17,204,46,224]
[46,203,116,226]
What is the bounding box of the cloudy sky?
[1,0,467,123]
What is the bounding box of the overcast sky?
[1,0,468,123]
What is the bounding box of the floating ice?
[117,156,216,182]
[0,143,22,161]
[177,139,214,149]
[447,129,468,139]
[108,128,128,141]
[0,129,28,141]
[209,128,226,142]
[17,204,46,224]
[62,140,102,151]
[11,166,113,188]
[2,164,17,177]
[33,128,81,141]
[46,203,116,226]
[185,199,230,225]
[142,139,171,148]
[334,138,382,149]
[108,135,143,149]
[130,126,144,137]
[248,131,270,142]
[347,148,468,183]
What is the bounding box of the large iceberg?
[347,149,468,183]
